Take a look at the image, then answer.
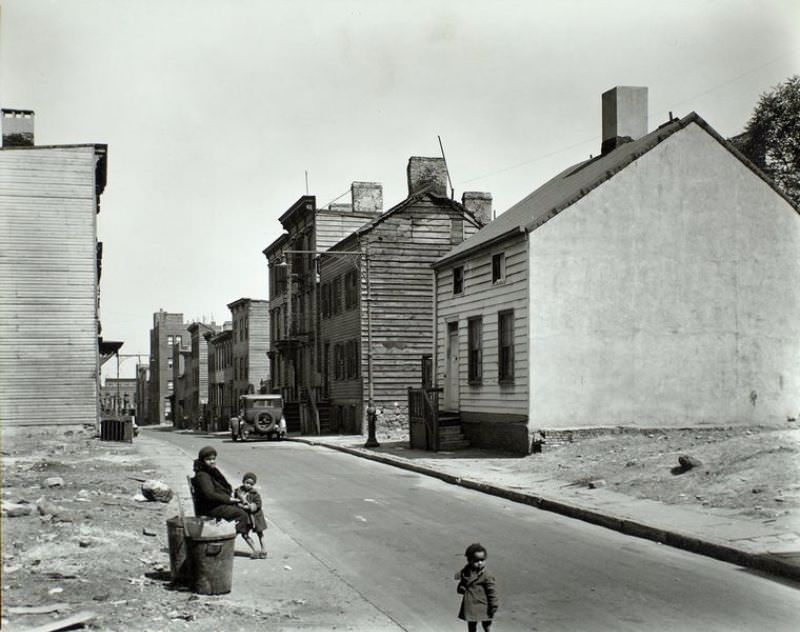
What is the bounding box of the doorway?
[443,321,459,411]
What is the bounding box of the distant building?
[433,86,800,453]
[206,326,234,430]
[264,184,383,433]
[147,310,189,424]
[186,321,219,429]
[228,298,270,403]
[0,108,110,426]
[171,342,192,429]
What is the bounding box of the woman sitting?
[193,446,259,557]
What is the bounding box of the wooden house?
[433,86,800,454]
[0,108,109,427]
[263,186,383,433]
[319,157,487,437]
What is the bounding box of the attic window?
[453,266,464,295]
[450,218,464,244]
[492,253,506,283]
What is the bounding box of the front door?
[444,322,459,411]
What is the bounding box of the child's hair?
[464,542,487,560]
[242,472,257,484]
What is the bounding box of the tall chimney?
[407,157,448,196]
[462,192,492,226]
[2,108,35,147]
[351,181,383,214]
[601,86,647,154]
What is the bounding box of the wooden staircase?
[283,402,301,434]
[437,413,470,451]
[317,401,332,434]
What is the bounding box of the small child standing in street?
[455,543,499,631]
[235,472,268,559]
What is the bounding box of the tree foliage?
[733,76,800,207]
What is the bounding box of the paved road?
[155,431,800,631]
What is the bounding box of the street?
[152,430,800,631]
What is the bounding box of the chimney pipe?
[2,108,35,147]
[461,192,492,226]
[351,181,383,215]
[407,157,448,196]
[601,86,647,154]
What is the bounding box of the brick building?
[146,310,189,424]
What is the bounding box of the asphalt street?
[155,431,800,631]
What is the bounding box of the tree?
[732,75,800,207]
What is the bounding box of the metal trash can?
[165,516,192,587]
[186,532,236,595]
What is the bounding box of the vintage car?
[230,394,287,442]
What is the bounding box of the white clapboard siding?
[0,146,102,426]
[436,231,529,416]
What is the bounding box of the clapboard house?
[0,108,110,427]
[263,185,383,433]
[319,157,487,435]
[432,86,800,454]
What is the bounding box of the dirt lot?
[538,426,800,519]
[0,426,302,631]
[2,423,798,630]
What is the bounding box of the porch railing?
[408,387,442,451]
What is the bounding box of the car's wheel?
[240,427,250,441]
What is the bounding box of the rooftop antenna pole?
[305,170,309,195]
[438,135,454,199]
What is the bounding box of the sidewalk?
[288,433,800,583]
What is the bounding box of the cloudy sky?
[1,0,798,379]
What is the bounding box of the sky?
[1,0,798,380]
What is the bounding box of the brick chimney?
[2,108,35,147]
[462,192,492,226]
[407,157,448,196]
[601,86,647,154]
[351,181,383,214]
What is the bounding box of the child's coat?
[456,565,499,622]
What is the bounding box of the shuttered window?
[498,310,514,383]
[468,317,482,384]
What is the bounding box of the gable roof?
[434,112,798,268]
[330,190,483,252]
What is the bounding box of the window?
[492,253,506,283]
[344,270,359,310]
[168,358,173,369]
[167,380,174,391]
[245,318,249,340]
[346,340,360,379]
[334,344,345,380]
[167,335,174,346]
[453,266,464,295]
[176,335,182,346]
[321,283,330,319]
[450,218,464,244]
[332,276,343,315]
[467,317,483,384]
[498,310,514,383]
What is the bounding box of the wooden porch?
[407,387,469,452]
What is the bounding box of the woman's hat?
[198,446,217,460]
[243,472,257,483]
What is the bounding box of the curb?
[289,437,800,583]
